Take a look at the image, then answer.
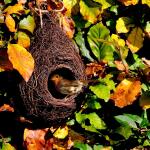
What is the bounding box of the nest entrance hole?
[48,68,75,99]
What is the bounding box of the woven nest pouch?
[18,13,86,126]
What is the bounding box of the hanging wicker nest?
[18,13,86,125]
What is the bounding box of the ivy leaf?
[17,31,30,48]
[19,15,36,33]
[75,112,106,133]
[87,22,114,62]
[7,44,34,82]
[75,32,94,61]
[126,27,144,53]
[115,126,133,139]
[3,3,24,15]
[90,75,115,102]
[115,115,138,129]
[63,0,78,16]
[5,15,16,32]
[116,17,134,33]
[79,0,101,24]
[142,0,150,7]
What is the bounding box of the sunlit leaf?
[3,3,24,15]
[19,15,36,33]
[90,75,115,102]
[7,44,34,82]
[5,15,16,32]
[144,21,150,38]
[87,22,114,61]
[93,0,111,10]
[53,126,69,139]
[63,0,78,16]
[75,112,106,133]
[142,0,150,7]
[126,27,144,53]
[111,79,141,108]
[75,32,94,61]
[116,17,134,33]
[79,0,101,24]
[118,0,139,6]
[17,31,30,48]
[2,143,15,150]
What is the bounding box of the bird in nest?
[50,74,97,96]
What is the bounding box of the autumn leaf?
[111,79,141,108]
[93,0,111,10]
[79,0,101,24]
[63,0,78,16]
[0,50,13,71]
[118,0,139,6]
[85,62,105,77]
[5,15,16,32]
[0,104,14,112]
[116,17,134,33]
[24,128,50,150]
[7,44,34,82]
[17,31,30,48]
[126,27,144,53]
[3,3,24,15]
[19,15,36,33]
[2,143,16,150]
[60,15,75,39]
[115,60,129,71]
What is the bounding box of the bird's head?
[50,74,63,85]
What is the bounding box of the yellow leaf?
[79,0,101,24]
[3,3,24,15]
[126,27,144,53]
[118,0,139,6]
[7,44,34,82]
[140,93,150,110]
[17,31,30,48]
[5,15,16,32]
[142,0,150,7]
[116,17,134,33]
[53,126,69,139]
[111,34,125,47]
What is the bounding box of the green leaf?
[87,22,114,62]
[75,112,106,133]
[110,5,119,15]
[146,131,150,139]
[79,0,101,24]
[115,115,138,129]
[116,17,134,33]
[74,141,93,150]
[89,75,115,102]
[75,32,94,61]
[2,143,15,150]
[19,15,36,33]
[143,139,150,146]
[4,0,12,4]
[115,126,133,140]
[86,98,101,110]
[144,21,150,33]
